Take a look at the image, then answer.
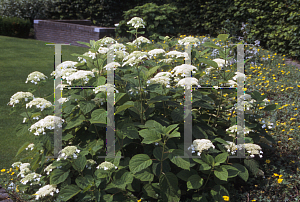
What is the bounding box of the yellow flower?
[16,185,19,193]
[137,199,142,202]
[273,173,279,177]
[0,169,5,172]
[11,172,14,175]
[251,200,256,201]
[278,178,283,183]
[223,196,229,201]
[288,138,293,140]
[266,159,271,164]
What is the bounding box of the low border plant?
[1,17,282,201]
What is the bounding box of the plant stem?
[137,67,144,125]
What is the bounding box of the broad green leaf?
[96,76,106,86]
[214,167,228,181]
[244,158,259,176]
[80,101,96,115]
[214,138,229,145]
[214,153,228,166]
[221,165,239,178]
[211,185,229,201]
[176,169,198,181]
[159,172,179,199]
[262,104,277,111]
[143,184,159,199]
[169,149,190,170]
[113,171,134,189]
[134,169,154,181]
[187,174,203,190]
[50,169,70,185]
[153,147,169,161]
[129,154,152,174]
[57,184,81,202]
[15,123,31,137]
[72,154,87,172]
[147,95,172,105]
[201,153,215,167]
[139,129,161,144]
[198,58,219,69]
[193,159,211,171]
[232,163,249,182]
[115,93,126,104]
[65,114,86,130]
[15,141,30,157]
[202,42,221,49]
[115,101,135,115]
[171,107,184,122]
[75,175,94,190]
[152,159,171,177]
[90,109,107,124]
[165,124,179,135]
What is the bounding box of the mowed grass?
[0,34,300,201]
[0,35,89,173]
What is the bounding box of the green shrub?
[115,3,181,42]
[0,16,31,38]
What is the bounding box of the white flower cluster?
[96,161,117,171]
[7,91,34,107]
[93,83,117,95]
[20,172,42,185]
[132,36,152,46]
[241,143,263,158]
[226,125,254,137]
[147,48,166,59]
[158,58,173,64]
[57,97,69,105]
[109,43,127,52]
[98,47,109,54]
[16,163,31,178]
[25,98,53,111]
[103,62,121,71]
[223,141,239,155]
[127,17,146,29]
[25,143,34,151]
[44,163,57,175]
[50,61,78,77]
[178,36,201,47]
[96,37,117,47]
[171,64,197,78]
[165,51,189,60]
[65,70,95,85]
[188,139,215,157]
[86,159,97,169]
[33,184,59,200]
[176,77,200,88]
[148,72,172,88]
[114,50,129,60]
[57,146,81,161]
[122,51,150,67]
[25,71,48,85]
[28,115,65,136]
[55,83,70,91]
[261,119,274,129]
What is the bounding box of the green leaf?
[217,34,230,43]
[211,185,229,201]
[201,153,215,167]
[221,165,239,178]
[115,93,126,104]
[57,184,81,202]
[50,169,70,185]
[143,184,159,199]
[96,76,106,86]
[159,172,179,200]
[202,42,221,49]
[86,59,96,69]
[198,58,219,69]
[169,149,190,170]
[165,124,179,135]
[171,107,184,122]
[214,153,228,166]
[139,129,162,144]
[262,104,277,111]
[15,123,31,137]
[80,101,96,115]
[187,174,203,190]
[153,147,169,161]
[15,141,30,157]
[65,114,86,130]
[90,109,107,124]
[134,169,154,181]
[147,95,172,105]
[244,158,259,176]
[214,138,229,145]
[75,175,94,190]
[214,167,228,181]
[72,154,87,172]
[76,41,91,47]
[193,159,211,171]
[129,154,152,174]
[146,65,160,78]
[115,101,135,115]
[232,163,249,182]
[176,169,198,181]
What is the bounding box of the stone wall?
[34,19,115,48]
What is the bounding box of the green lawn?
[0,35,89,172]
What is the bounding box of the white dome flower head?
[204,67,214,75]
[65,70,95,85]
[235,100,254,111]
[223,141,238,155]
[19,163,31,171]
[176,77,200,88]
[223,80,237,87]
[57,97,69,105]
[55,83,70,91]
[57,146,81,161]
[57,61,78,70]
[96,161,118,171]
[96,37,117,47]
[166,51,189,60]
[188,139,215,157]
[171,64,198,78]
[7,91,34,107]
[109,43,127,52]
[44,163,56,175]
[126,42,135,46]
[212,58,229,68]
[25,143,34,151]
[122,51,150,67]
[86,159,97,169]
[178,36,201,47]
[17,167,31,178]
[104,62,121,71]
[12,162,22,168]
[28,115,65,136]
[238,143,263,158]
[33,184,59,200]
[98,47,109,54]
[25,98,53,111]
[93,83,116,95]
[148,73,172,87]
[25,71,48,84]
[20,172,42,185]
[132,36,151,46]
[232,72,247,82]
[148,49,166,59]
[158,58,173,64]
[51,67,78,79]
[83,51,97,60]
[114,50,129,60]
[238,93,252,102]
[127,17,146,29]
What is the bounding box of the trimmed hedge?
[0,16,31,38]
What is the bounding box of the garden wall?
[33,19,116,48]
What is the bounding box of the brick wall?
[34,19,116,48]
